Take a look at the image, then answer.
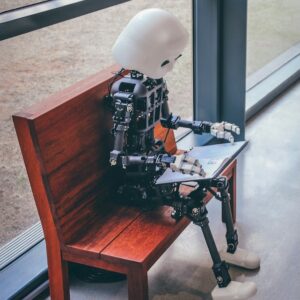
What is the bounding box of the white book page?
[156,141,246,185]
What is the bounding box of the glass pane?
[0,0,192,247]
[0,1,43,13]
[247,0,300,75]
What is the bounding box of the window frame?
[0,0,130,40]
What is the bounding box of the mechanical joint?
[193,215,209,227]
[160,114,181,129]
[226,229,239,253]
[212,176,228,190]
[212,261,231,288]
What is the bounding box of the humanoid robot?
[107,8,260,300]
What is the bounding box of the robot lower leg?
[207,177,260,271]
[177,187,232,288]
[170,180,258,299]
[194,210,231,288]
[208,177,238,253]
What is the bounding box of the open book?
[155,141,247,185]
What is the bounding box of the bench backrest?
[13,66,177,245]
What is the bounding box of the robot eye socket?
[161,60,170,67]
[175,54,182,60]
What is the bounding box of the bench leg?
[46,237,70,300]
[127,265,148,300]
[222,166,236,223]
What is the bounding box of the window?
[0,1,43,13]
[246,0,300,119]
[247,0,300,76]
[0,0,192,250]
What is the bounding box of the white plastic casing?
[212,281,257,300]
[112,8,189,79]
[219,246,261,270]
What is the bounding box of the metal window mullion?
[193,0,220,123]
[193,0,247,143]
[219,0,247,141]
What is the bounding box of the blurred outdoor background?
[0,0,299,246]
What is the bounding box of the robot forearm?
[161,114,212,134]
[109,124,129,166]
[111,153,176,169]
[160,114,240,143]
[111,152,205,177]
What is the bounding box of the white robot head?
[112,8,188,79]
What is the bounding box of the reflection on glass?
[0,0,192,247]
[247,0,300,75]
[0,1,43,13]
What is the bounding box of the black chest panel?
[111,72,167,153]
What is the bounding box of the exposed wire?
[163,127,171,144]
[107,68,125,95]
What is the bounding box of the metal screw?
[192,208,200,215]
[217,276,223,284]
[228,243,235,251]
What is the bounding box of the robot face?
[112,8,188,79]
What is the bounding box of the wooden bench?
[13,65,237,300]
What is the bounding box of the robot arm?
[109,94,133,166]
[160,114,240,144]
[112,152,205,176]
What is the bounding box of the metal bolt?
[192,208,200,215]
[228,243,235,251]
[217,276,223,284]
[127,104,133,112]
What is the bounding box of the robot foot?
[212,281,257,300]
[219,246,260,270]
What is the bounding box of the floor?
[41,81,300,300]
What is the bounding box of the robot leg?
[191,200,257,300]
[212,177,260,270]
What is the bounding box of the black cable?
[163,113,173,144]
[107,68,125,95]
[163,127,171,144]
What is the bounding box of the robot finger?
[223,122,240,135]
[224,131,235,144]
[181,163,206,176]
[211,129,234,144]
[184,156,199,166]
[211,122,224,132]
[211,129,225,139]
[196,166,206,177]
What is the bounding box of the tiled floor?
[44,80,300,299]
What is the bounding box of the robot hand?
[210,121,240,144]
[170,153,206,177]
